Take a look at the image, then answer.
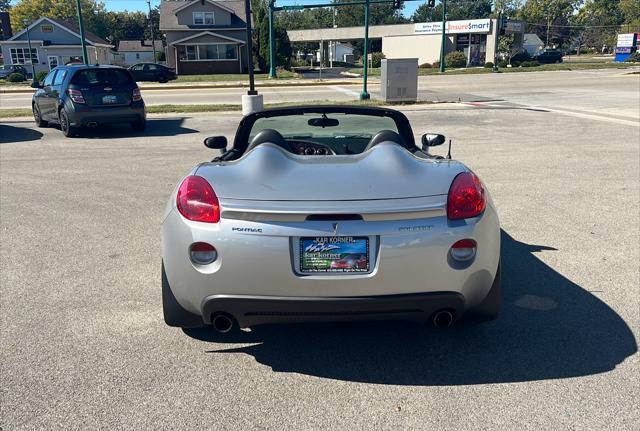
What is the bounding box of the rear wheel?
[158,75,168,83]
[464,260,501,322]
[33,103,47,127]
[131,119,147,132]
[59,108,77,137]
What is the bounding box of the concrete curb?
[0,79,373,94]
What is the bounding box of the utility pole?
[268,0,276,78]
[146,0,158,63]
[546,14,550,47]
[439,0,447,73]
[360,0,370,100]
[23,19,37,86]
[75,0,89,64]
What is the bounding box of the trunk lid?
[195,143,467,201]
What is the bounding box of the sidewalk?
[0,77,370,94]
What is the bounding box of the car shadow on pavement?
[184,230,637,385]
[0,124,43,144]
[78,117,198,139]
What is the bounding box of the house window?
[10,48,38,65]
[198,44,237,60]
[41,24,54,33]
[178,44,238,61]
[193,12,214,25]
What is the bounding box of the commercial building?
[288,18,524,67]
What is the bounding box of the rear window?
[71,69,133,86]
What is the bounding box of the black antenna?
[447,139,452,159]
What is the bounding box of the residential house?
[160,0,248,75]
[0,17,112,73]
[115,40,164,66]
[523,33,545,56]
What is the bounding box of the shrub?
[419,62,432,68]
[510,51,531,67]
[7,72,25,82]
[483,62,494,68]
[624,52,640,63]
[370,52,385,68]
[35,71,48,83]
[498,59,509,68]
[445,51,467,68]
[520,60,540,67]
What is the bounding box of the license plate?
[102,95,118,104]
[300,236,369,273]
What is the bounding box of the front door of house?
[48,56,59,70]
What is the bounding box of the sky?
[82,0,422,18]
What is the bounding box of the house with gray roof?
[160,0,248,75]
[0,16,113,74]
[115,40,164,66]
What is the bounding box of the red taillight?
[67,89,85,104]
[176,175,220,223]
[132,88,142,102]
[447,172,486,220]
[450,239,477,262]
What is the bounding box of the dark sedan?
[128,63,177,83]
[0,64,30,80]
[32,65,146,137]
[534,49,563,64]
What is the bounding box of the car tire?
[162,262,204,328]
[59,108,77,137]
[464,260,501,323]
[131,119,147,132]
[158,75,168,83]
[33,103,48,128]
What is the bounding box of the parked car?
[161,106,501,334]
[534,48,563,64]
[128,63,177,83]
[0,64,30,80]
[32,64,146,137]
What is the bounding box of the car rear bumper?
[201,292,465,327]
[68,102,146,127]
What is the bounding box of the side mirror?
[421,133,445,149]
[204,136,227,152]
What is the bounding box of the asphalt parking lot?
[1,72,639,429]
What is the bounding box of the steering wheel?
[246,129,295,153]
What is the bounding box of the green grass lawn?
[348,61,638,77]
[174,69,298,82]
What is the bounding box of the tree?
[412,0,493,23]
[620,0,640,28]
[0,0,11,12]
[259,13,292,70]
[517,0,581,49]
[332,0,408,27]
[574,0,624,50]
[9,0,108,36]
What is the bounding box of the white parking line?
[528,106,639,127]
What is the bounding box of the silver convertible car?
[161,106,500,333]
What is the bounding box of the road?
[2,68,638,121]
[1,72,639,430]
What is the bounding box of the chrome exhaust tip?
[432,310,455,329]
[211,313,234,333]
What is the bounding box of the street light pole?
[439,0,447,73]
[75,0,89,64]
[147,0,158,62]
[360,0,370,100]
[268,0,276,78]
[23,19,37,85]
[244,0,257,95]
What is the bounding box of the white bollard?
[242,94,264,116]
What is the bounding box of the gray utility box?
[380,58,418,103]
